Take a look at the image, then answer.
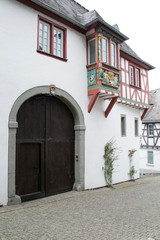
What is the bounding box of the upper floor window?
[129,65,141,88]
[148,124,154,136]
[88,38,95,65]
[102,37,109,64]
[39,21,50,53]
[54,28,63,58]
[111,42,117,67]
[38,16,67,60]
[129,66,134,85]
[135,68,140,87]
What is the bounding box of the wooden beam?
[105,97,118,118]
[141,108,148,120]
[88,93,99,113]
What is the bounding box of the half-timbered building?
[140,89,160,174]
[0,0,154,205]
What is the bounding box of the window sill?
[37,50,67,62]
[102,62,120,72]
[147,163,154,167]
[129,84,141,89]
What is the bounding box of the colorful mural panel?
[88,69,97,86]
[99,69,121,88]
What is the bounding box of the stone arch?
[8,86,85,205]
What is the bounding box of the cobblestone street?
[0,176,160,240]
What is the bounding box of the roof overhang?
[120,50,155,70]
[16,0,87,33]
[16,0,129,40]
[85,18,129,43]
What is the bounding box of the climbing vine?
[128,149,137,180]
[102,139,119,187]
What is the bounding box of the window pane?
[130,66,134,85]
[54,28,63,57]
[111,42,116,67]
[148,124,154,136]
[135,69,140,87]
[89,39,95,64]
[102,38,108,64]
[148,151,154,164]
[39,21,50,53]
[40,23,43,30]
[39,29,43,37]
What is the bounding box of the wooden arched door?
[16,95,74,202]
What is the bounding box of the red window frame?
[37,16,67,61]
[86,35,96,65]
[129,64,141,88]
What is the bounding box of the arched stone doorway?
[8,86,85,205]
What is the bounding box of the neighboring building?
[140,89,160,174]
[0,0,154,205]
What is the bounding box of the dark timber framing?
[141,122,160,149]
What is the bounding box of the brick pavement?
[0,176,160,240]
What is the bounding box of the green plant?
[128,149,137,180]
[128,149,136,158]
[102,139,119,187]
[129,165,137,179]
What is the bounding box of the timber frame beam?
[88,93,99,113]
[105,97,118,118]
[141,108,148,120]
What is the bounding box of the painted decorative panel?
[87,69,96,86]
[99,69,121,88]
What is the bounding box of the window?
[135,68,140,87]
[54,27,63,58]
[135,118,139,136]
[129,65,141,87]
[38,17,67,60]
[39,21,50,53]
[147,151,154,164]
[88,38,95,64]
[121,115,126,136]
[129,66,134,85]
[102,37,109,64]
[111,42,117,67]
[148,124,154,136]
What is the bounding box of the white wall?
[85,101,140,189]
[0,0,141,204]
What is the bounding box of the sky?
[76,0,160,90]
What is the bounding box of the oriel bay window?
[38,16,67,60]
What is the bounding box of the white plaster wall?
[0,0,141,204]
[140,149,160,174]
[85,101,140,189]
[0,0,88,205]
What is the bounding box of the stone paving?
[0,176,160,240]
